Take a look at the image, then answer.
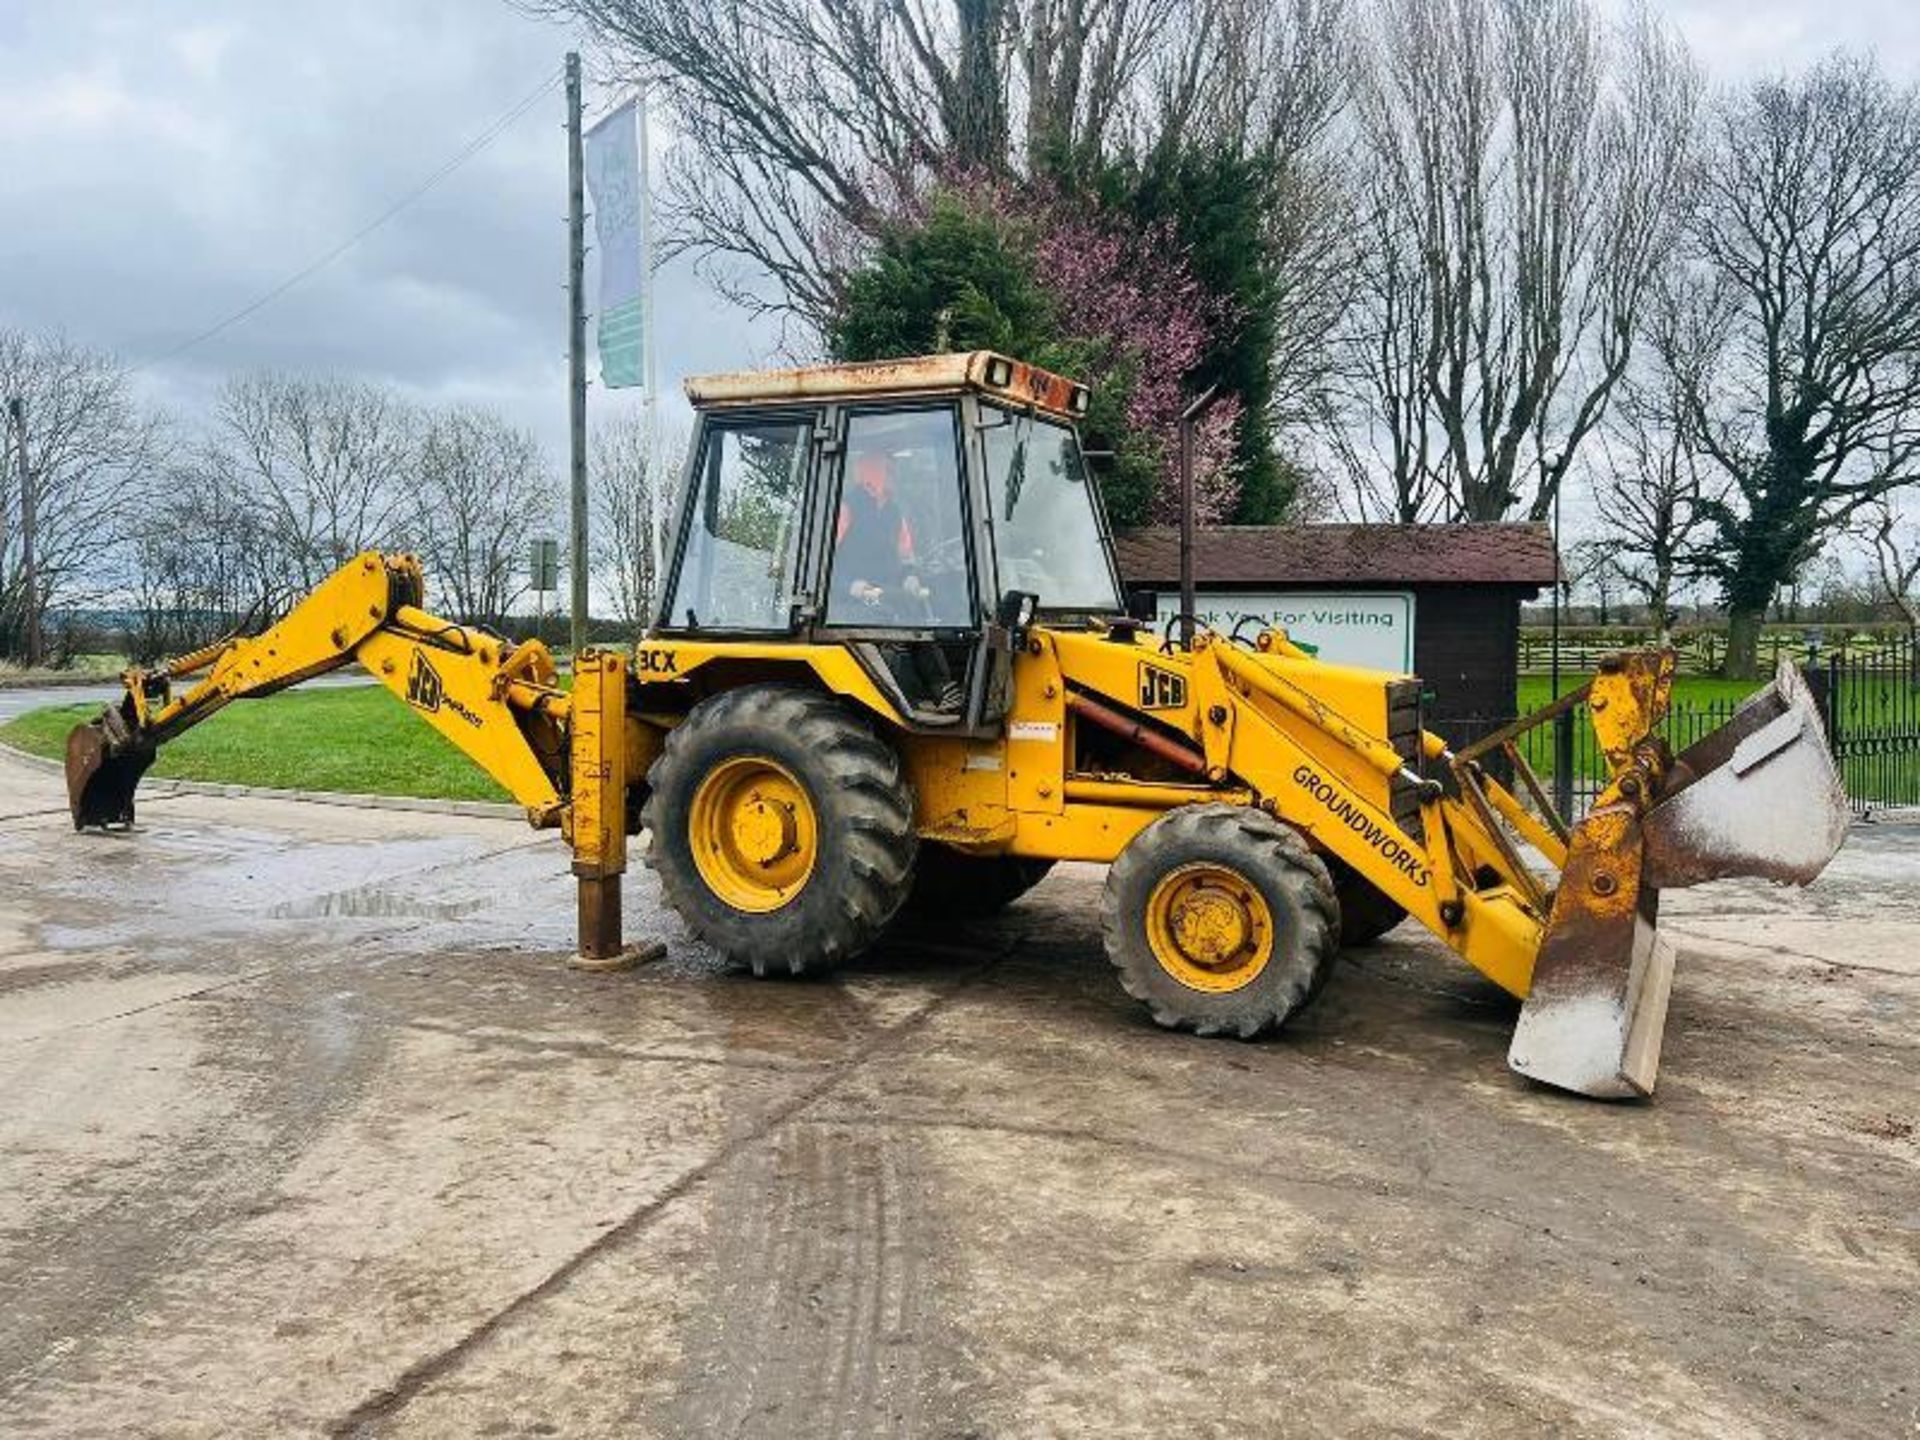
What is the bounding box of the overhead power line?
[140,66,565,371]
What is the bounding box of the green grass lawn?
[1517,674,1765,710]
[0,685,511,802]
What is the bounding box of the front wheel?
[641,685,917,975]
[1101,805,1338,1038]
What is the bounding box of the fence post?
[1553,708,1576,819]
[1810,656,1838,758]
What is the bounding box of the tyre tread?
[641,685,916,975]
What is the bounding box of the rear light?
[985,356,1014,388]
[1069,386,1090,415]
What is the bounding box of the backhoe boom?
[66,551,639,961]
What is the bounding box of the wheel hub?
[1145,863,1276,993]
[1169,889,1251,965]
[732,790,801,867]
[690,757,818,913]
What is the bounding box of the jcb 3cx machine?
[67,353,1849,1099]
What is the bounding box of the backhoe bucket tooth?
[66,707,154,830]
[1641,660,1849,889]
[1509,659,1847,1100]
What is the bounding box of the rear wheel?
[642,685,917,975]
[1324,855,1408,948]
[1101,804,1338,1038]
[903,844,1054,920]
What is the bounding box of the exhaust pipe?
[1508,659,1848,1099]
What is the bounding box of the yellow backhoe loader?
[65,353,1850,1099]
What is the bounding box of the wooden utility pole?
[6,397,40,667]
[565,51,589,658]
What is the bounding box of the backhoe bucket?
[1509,660,1848,1099]
[66,704,155,830]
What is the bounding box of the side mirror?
[997,589,1039,645]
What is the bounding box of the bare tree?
[125,452,286,660]
[539,0,1347,334]
[211,374,418,590]
[1563,536,1629,624]
[0,329,164,662]
[1659,55,1920,676]
[1307,162,1451,522]
[412,408,558,625]
[1333,0,1698,522]
[590,413,683,629]
[1589,360,1721,643]
[1858,494,1920,645]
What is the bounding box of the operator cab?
[655,352,1125,732]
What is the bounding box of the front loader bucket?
[1509,660,1848,1099]
[1641,660,1849,888]
[66,706,155,830]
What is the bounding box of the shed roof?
[1113,523,1560,588]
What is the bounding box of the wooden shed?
[1112,523,1561,729]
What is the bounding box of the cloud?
[5,0,1915,490]
[0,0,779,467]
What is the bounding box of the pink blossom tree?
[852,175,1247,525]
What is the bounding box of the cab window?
[825,408,973,628]
[663,418,812,631]
[982,408,1121,613]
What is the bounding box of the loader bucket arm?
[1187,636,1846,1099]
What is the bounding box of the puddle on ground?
[268,888,488,921]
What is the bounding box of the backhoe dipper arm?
[69,556,637,971]
[70,551,571,824]
[66,551,638,961]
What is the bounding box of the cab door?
[814,403,999,730]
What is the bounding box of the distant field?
[0,685,510,802]
[1517,674,1765,711]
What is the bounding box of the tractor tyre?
[903,844,1055,920]
[1101,804,1338,1039]
[642,684,917,976]
[1323,855,1409,948]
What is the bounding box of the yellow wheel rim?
[1144,863,1275,994]
[688,756,818,913]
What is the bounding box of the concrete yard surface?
[0,749,1915,1437]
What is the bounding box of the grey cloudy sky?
[0,0,782,461]
[2,0,1918,470]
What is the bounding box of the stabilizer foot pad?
[568,938,668,973]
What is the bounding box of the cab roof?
[683,351,1091,421]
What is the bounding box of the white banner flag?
[584,102,644,389]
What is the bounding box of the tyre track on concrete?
[325,934,1020,1438]
[679,1117,929,1439]
[0,980,389,1413]
[0,796,567,1420]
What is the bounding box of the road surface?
[0,749,1914,1437]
